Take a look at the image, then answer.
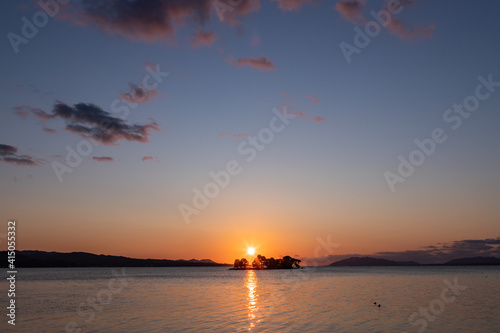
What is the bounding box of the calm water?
[1,266,499,332]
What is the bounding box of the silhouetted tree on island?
[233,254,301,269]
[234,258,248,268]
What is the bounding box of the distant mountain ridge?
[0,250,228,268]
[329,257,420,266]
[329,256,500,266]
[443,256,500,265]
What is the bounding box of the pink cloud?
[13,105,29,117]
[289,112,306,118]
[219,132,250,139]
[227,55,277,71]
[191,29,218,48]
[119,84,160,104]
[271,0,316,11]
[92,156,114,162]
[306,95,320,104]
[335,0,365,24]
[232,133,250,139]
[43,128,57,134]
[220,0,261,26]
[388,18,436,40]
[312,116,326,123]
[62,1,212,43]
[142,156,159,162]
[13,105,52,121]
[61,0,260,43]
[0,144,40,166]
[49,102,160,145]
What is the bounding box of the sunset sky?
[1,0,499,264]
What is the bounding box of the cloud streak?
[62,0,261,43]
[388,18,436,40]
[14,105,52,121]
[219,132,251,139]
[142,156,159,162]
[304,237,500,265]
[306,95,320,104]
[311,116,326,123]
[271,0,315,11]
[43,128,57,134]
[64,0,213,43]
[119,84,160,104]
[0,144,40,166]
[191,29,218,47]
[19,102,160,145]
[335,0,365,24]
[227,55,277,71]
[335,0,436,40]
[92,156,114,162]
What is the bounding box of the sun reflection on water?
[245,270,259,330]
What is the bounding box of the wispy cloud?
[62,0,260,43]
[191,29,218,48]
[24,102,160,145]
[335,0,365,24]
[305,237,500,265]
[43,128,57,134]
[142,156,159,162]
[311,116,326,123]
[0,144,41,166]
[232,132,251,139]
[219,132,251,139]
[227,55,277,71]
[287,111,306,118]
[13,105,52,121]
[119,84,161,104]
[335,0,436,40]
[388,18,436,40]
[271,0,316,11]
[92,156,114,162]
[306,95,320,104]
[62,0,213,43]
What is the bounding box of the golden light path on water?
[245,270,259,330]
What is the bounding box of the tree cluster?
[233,254,301,269]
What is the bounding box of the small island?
[230,254,301,270]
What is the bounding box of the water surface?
[1,266,499,332]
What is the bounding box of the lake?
[1,266,499,332]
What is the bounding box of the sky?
[1,0,499,264]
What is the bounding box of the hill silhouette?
[0,250,228,268]
[443,256,500,265]
[329,256,500,266]
[329,257,421,266]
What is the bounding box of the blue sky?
[1,0,499,263]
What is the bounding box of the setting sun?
[247,247,255,256]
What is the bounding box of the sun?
[247,247,255,256]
